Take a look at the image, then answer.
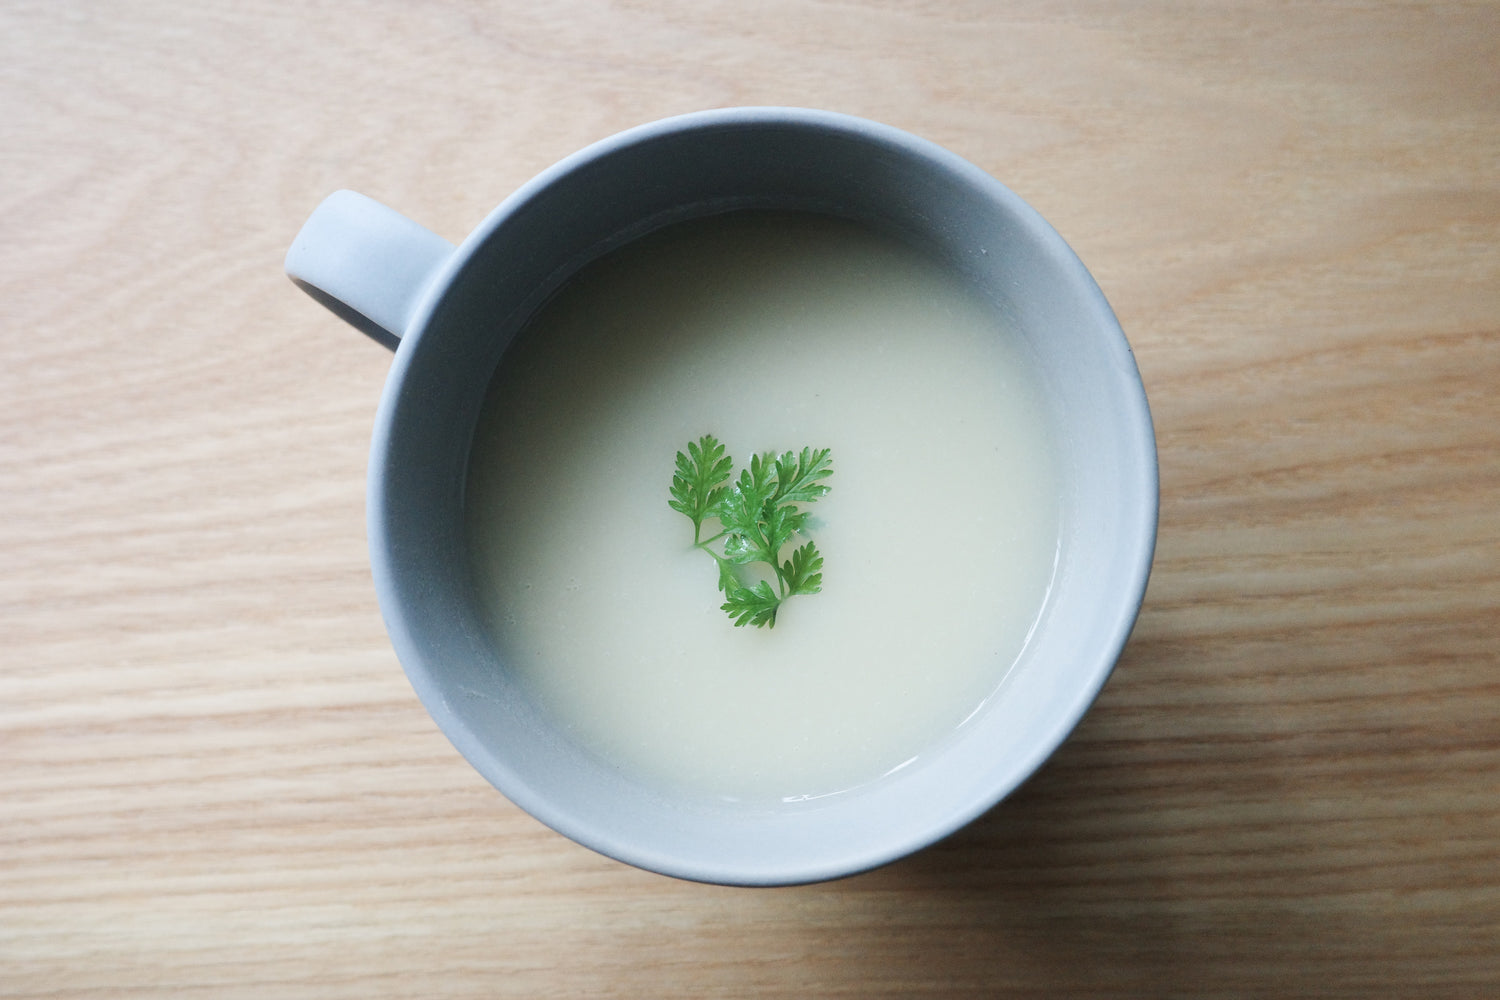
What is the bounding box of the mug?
[285,107,1157,885]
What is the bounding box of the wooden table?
[4,3,1497,996]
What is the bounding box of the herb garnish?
[668,434,832,629]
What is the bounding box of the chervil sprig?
[669,435,832,629]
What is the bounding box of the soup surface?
[466,212,1059,804]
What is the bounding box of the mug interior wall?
[372,115,1155,883]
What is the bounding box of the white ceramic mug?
[286,107,1157,885]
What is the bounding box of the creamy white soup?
[466,212,1059,805]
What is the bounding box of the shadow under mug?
[285,107,1157,886]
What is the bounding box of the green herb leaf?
[720,579,782,628]
[669,436,833,629]
[667,434,734,543]
[772,447,833,506]
[782,541,824,596]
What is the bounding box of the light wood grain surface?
[4,2,1498,996]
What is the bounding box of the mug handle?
[284,190,456,351]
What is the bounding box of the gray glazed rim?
[365,107,1158,885]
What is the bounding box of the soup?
[466,212,1059,804]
